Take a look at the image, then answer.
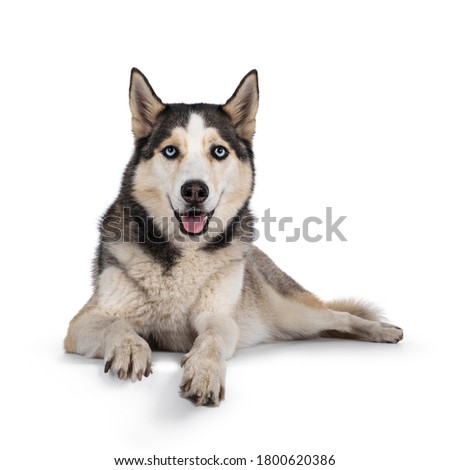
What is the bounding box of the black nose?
[181,180,209,204]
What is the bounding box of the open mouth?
[175,209,214,235]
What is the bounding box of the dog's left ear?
[222,70,259,141]
[129,68,166,140]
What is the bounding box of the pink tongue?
[181,213,207,234]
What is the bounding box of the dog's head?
[128,68,258,243]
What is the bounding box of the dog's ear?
[222,70,259,141]
[129,68,166,139]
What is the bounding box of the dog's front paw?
[179,354,226,406]
[104,334,152,381]
[371,322,404,343]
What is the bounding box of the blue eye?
[162,146,179,159]
[212,146,229,159]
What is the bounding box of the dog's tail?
[326,298,383,321]
[321,298,384,339]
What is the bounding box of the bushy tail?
[321,298,384,339]
[325,298,384,321]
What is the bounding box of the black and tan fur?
[64,69,403,406]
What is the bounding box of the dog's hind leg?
[64,295,152,381]
[269,291,403,343]
[246,246,403,343]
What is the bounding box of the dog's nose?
[181,180,209,204]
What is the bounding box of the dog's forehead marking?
[185,112,207,154]
[163,111,224,160]
[187,112,206,135]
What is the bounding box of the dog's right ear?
[129,68,165,140]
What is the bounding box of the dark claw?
[144,364,152,377]
[104,360,112,374]
[186,394,202,406]
[180,379,192,393]
[205,396,217,407]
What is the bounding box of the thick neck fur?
[98,193,255,273]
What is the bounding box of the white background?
[1,1,449,468]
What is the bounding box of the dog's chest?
[105,242,240,351]
[105,242,235,333]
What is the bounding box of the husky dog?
[64,69,403,406]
